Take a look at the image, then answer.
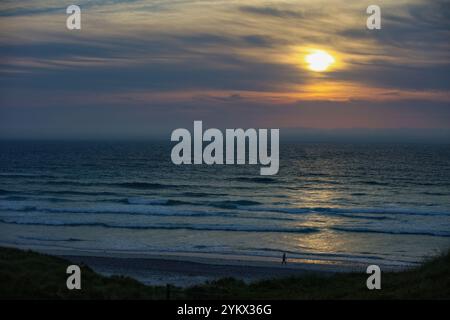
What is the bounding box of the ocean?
[1,141,449,270]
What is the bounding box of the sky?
[0,0,449,141]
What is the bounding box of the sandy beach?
[62,255,342,287]
[3,244,387,287]
[2,245,449,299]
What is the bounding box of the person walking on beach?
[282,252,287,265]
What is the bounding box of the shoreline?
[0,243,407,287]
[1,245,449,299]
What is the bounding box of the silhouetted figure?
[282,252,287,264]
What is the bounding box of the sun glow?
[305,50,335,72]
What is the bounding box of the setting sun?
[306,50,335,72]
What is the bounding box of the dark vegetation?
[1,246,448,299]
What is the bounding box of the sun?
[305,50,335,72]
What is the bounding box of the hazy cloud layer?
[0,0,449,139]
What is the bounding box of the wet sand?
[56,250,369,287]
[2,244,374,287]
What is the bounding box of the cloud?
[339,0,449,54]
[0,52,306,93]
[241,35,280,47]
[328,63,450,91]
[239,6,304,19]
[0,0,144,17]
[0,0,449,139]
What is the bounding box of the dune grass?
[0,246,449,299]
[0,247,163,299]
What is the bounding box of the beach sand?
[3,243,409,286]
[61,254,336,287]
[4,244,382,287]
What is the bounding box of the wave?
[300,172,329,177]
[40,197,76,203]
[46,190,119,196]
[330,226,450,238]
[3,198,448,220]
[1,196,74,203]
[103,197,263,209]
[301,179,342,185]
[0,218,319,234]
[0,173,57,179]
[359,180,389,186]
[319,207,450,217]
[229,177,278,184]
[238,206,388,221]
[244,206,450,217]
[245,207,310,214]
[0,201,295,222]
[41,180,178,190]
[18,236,84,242]
[0,196,28,201]
[209,200,263,209]
[113,182,176,190]
[125,198,192,206]
[180,192,228,198]
[44,180,100,187]
[0,202,224,218]
[408,181,450,187]
[422,191,450,196]
[0,190,121,199]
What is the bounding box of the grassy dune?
[0,246,449,299]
